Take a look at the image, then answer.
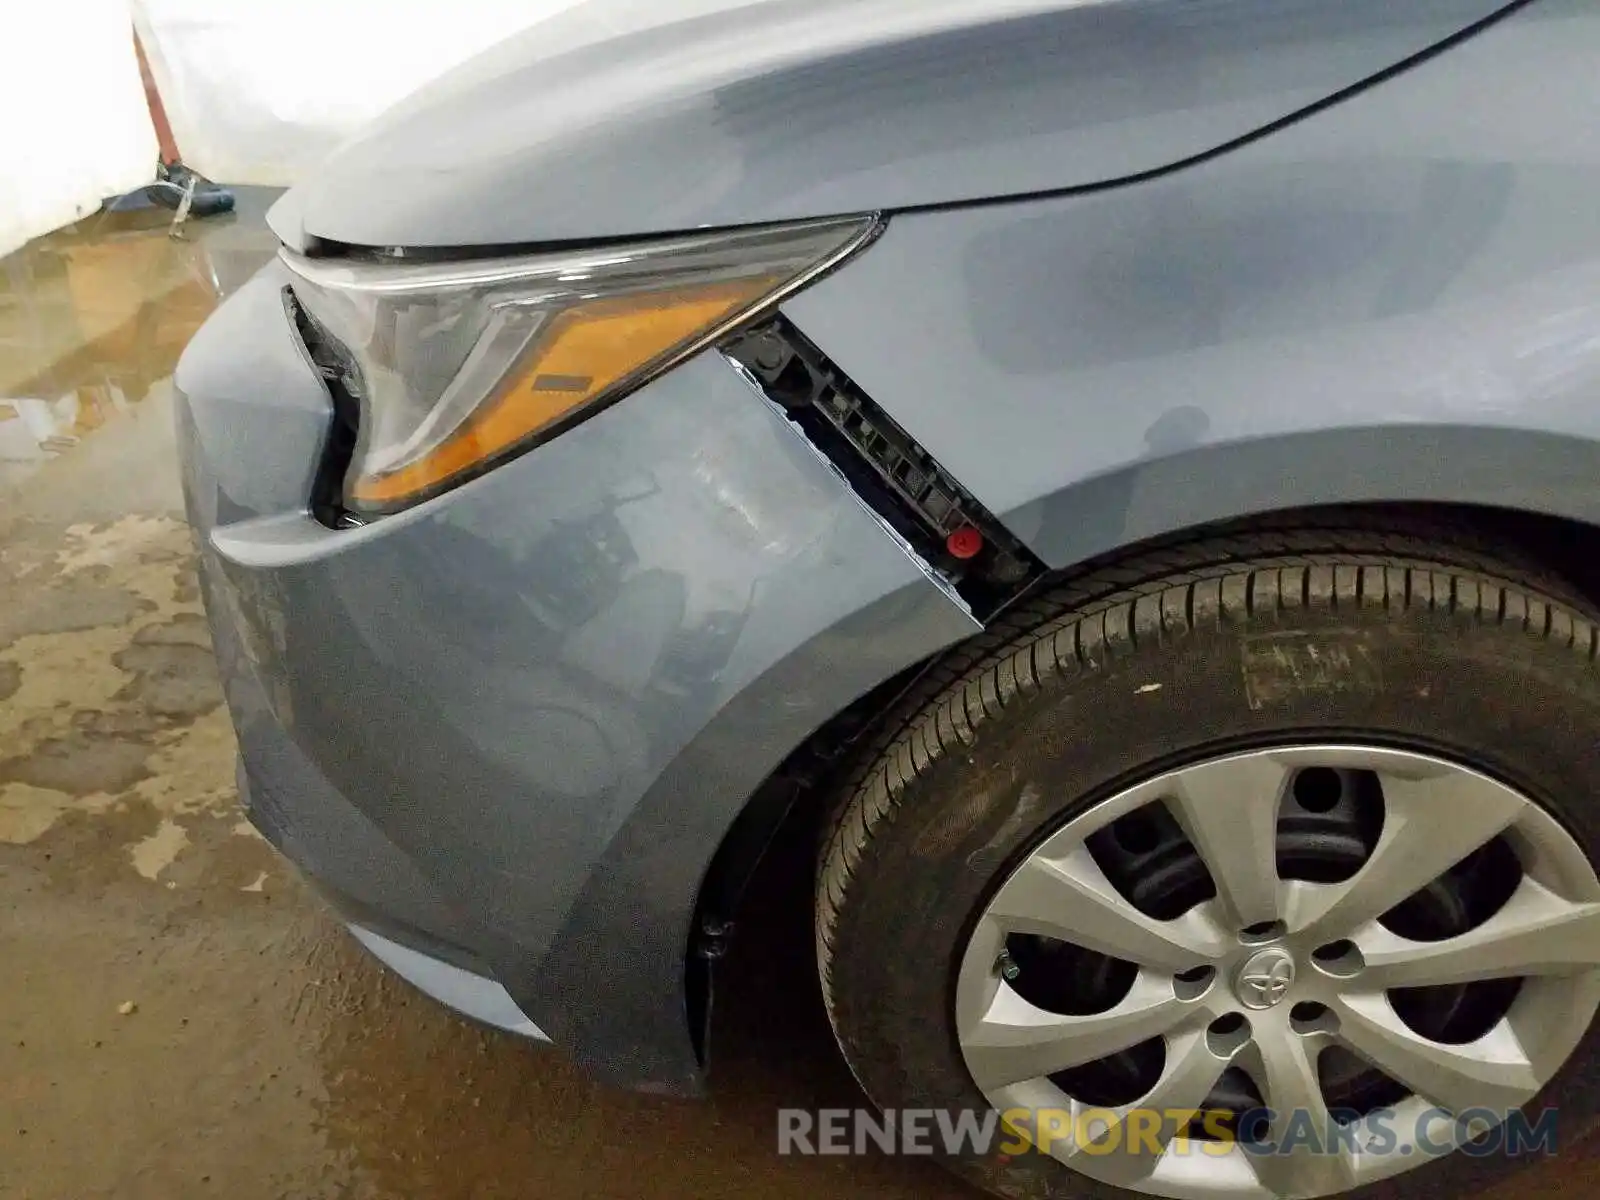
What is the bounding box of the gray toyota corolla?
[176,1,1600,1197]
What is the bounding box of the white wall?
[0,0,159,259]
[130,0,587,186]
[1,0,587,255]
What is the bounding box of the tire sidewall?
[827,578,1600,1200]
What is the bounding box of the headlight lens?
[282,217,877,513]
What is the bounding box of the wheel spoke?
[987,845,1227,971]
[963,974,1194,1090]
[1358,877,1600,989]
[1168,754,1288,930]
[1246,1021,1360,1199]
[959,744,1600,1199]
[1080,1027,1236,1184]
[1331,992,1540,1114]
[955,918,1007,1034]
[1289,768,1524,941]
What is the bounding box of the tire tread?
[814,520,1598,1031]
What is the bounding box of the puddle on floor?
[0,194,276,862]
[0,193,278,517]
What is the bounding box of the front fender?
[786,0,1600,567]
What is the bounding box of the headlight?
[282,216,878,514]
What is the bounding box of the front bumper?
[174,259,976,1091]
[349,924,549,1041]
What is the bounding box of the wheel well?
[683,499,1600,1062]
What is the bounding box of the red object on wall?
[133,30,180,165]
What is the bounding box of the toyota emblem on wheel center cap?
[1236,948,1296,1009]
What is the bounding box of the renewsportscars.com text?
[777,1106,1559,1159]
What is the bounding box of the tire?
[815,525,1600,1200]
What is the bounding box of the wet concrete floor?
[0,199,1593,1200]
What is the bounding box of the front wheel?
[816,528,1600,1200]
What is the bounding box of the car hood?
[272,0,1513,251]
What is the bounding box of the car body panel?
[174,263,979,1090]
[176,0,1600,1097]
[273,0,1514,251]
[349,924,551,1041]
[786,0,1600,568]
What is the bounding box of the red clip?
[946,526,984,560]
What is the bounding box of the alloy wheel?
[955,745,1600,1199]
